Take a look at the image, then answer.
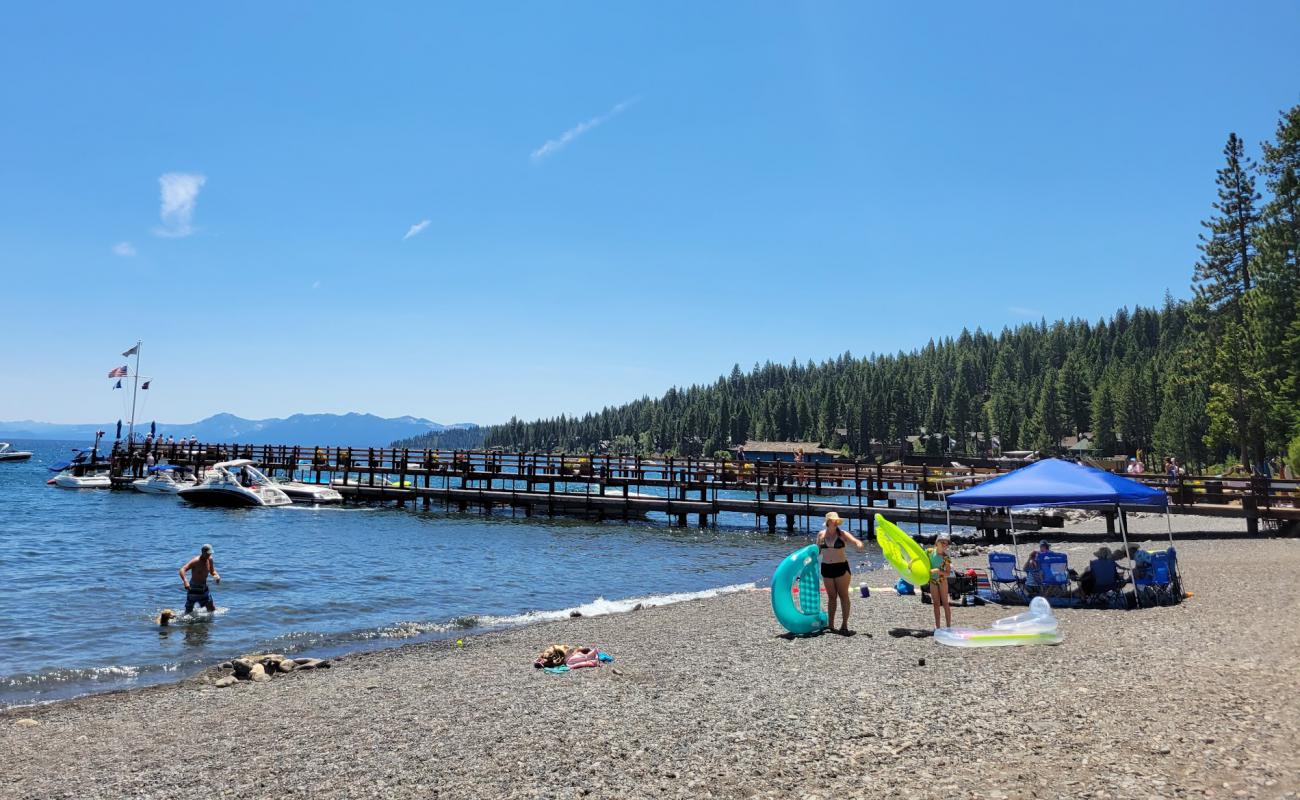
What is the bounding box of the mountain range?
[0,413,477,447]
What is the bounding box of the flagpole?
[127,341,141,445]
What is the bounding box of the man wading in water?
[179,544,220,614]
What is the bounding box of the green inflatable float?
[874,513,931,587]
[770,544,828,635]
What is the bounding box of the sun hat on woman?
[824,511,844,525]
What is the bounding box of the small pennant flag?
[141,380,151,390]
[113,379,122,389]
[108,365,128,378]
[122,343,140,357]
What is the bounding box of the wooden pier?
[105,443,1300,538]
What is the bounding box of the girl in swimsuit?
[817,511,865,634]
[928,533,953,630]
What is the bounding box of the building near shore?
[731,440,839,463]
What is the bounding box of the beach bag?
[895,578,915,595]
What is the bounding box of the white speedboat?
[0,442,33,462]
[275,481,343,504]
[133,466,195,495]
[50,470,111,489]
[178,459,292,507]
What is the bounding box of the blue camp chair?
[1135,550,1178,605]
[1038,552,1072,598]
[987,552,1025,601]
[1081,557,1126,608]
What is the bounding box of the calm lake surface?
[0,440,902,708]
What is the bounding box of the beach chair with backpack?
[1135,550,1178,606]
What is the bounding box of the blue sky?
[2,2,1298,425]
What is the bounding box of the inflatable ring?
[874,514,931,587]
[771,544,828,635]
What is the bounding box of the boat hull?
[178,488,263,507]
[52,474,111,489]
[133,480,188,495]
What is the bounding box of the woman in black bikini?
[817,512,865,634]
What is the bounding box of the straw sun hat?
[824,512,844,525]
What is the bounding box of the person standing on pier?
[817,512,865,635]
[179,544,220,615]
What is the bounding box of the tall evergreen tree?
[1193,133,1259,320]
[1255,105,1300,444]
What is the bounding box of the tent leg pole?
[1166,506,1181,594]
[1121,506,1139,609]
[1009,509,1019,562]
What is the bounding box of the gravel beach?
[4,535,1299,800]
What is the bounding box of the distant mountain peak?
[0,412,477,447]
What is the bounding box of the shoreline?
[5,537,1299,799]
[0,513,1279,713]
[0,581,761,712]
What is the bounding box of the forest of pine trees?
[400,104,1300,472]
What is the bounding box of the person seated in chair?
[1079,547,1115,595]
[1023,540,1050,594]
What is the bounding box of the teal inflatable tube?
[771,544,828,635]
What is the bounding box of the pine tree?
[1193,132,1259,320]
[1028,369,1065,453]
[1194,132,1267,466]
[1153,365,1210,468]
[1255,105,1300,444]
[1090,377,1119,457]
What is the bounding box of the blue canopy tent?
[947,459,1172,606]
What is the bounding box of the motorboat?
[132,465,196,495]
[50,469,111,489]
[275,481,343,504]
[0,442,33,462]
[178,459,292,507]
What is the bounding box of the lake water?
[0,440,899,708]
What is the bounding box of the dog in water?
[155,608,176,627]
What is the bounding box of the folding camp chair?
[1135,551,1178,606]
[1080,557,1126,608]
[987,552,1025,602]
[1038,552,1072,599]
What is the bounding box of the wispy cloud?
[111,241,136,257]
[154,172,206,237]
[531,97,640,163]
[1008,305,1043,318]
[403,219,431,241]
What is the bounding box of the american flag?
[108,366,128,378]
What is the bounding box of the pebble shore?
[3,535,1299,799]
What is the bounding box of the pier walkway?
[105,444,1299,538]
